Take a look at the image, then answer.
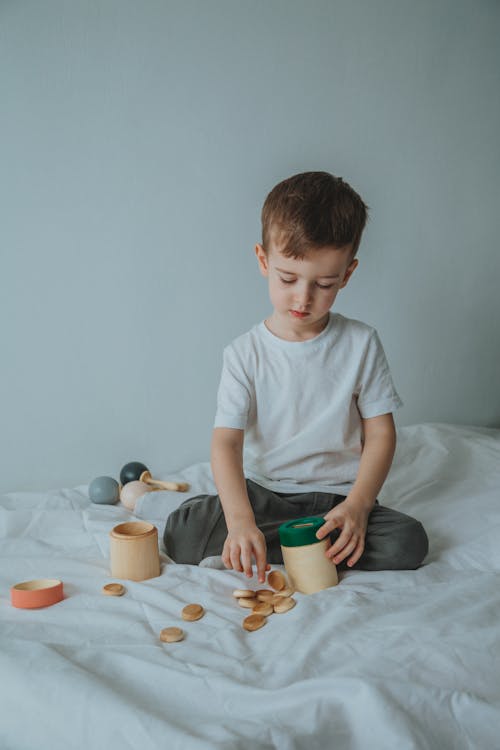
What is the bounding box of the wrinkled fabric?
[1,423,500,750]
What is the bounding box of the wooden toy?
[11,578,64,609]
[120,462,189,492]
[238,597,257,609]
[242,614,266,632]
[268,570,287,591]
[119,461,149,485]
[273,597,296,614]
[89,476,120,504]
[231,578,298,630]
[102,583,126,596]
[119,480,156,511]
[232,589,255,598]
[279,517,338,594]
[139,470,189,492]
[256,590,274,602]
[252,601,273,616]
[109,522,161,581]
[181,603,205,621]
[160,627,185,643]
[275,587,295,597]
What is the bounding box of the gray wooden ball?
[89,475,120,504]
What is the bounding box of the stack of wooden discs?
[234,569,297,631]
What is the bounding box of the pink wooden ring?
[11,578,64,609]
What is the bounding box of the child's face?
[255,241,358,338]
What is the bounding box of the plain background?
[1,0,499,494]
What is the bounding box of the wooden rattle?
[119,461,189,492]
[139,470,189,492]
[120,480,157,511]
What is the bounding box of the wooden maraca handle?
[139,471,189,492]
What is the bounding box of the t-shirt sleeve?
[213,345,252,430]
[356,330,403,419]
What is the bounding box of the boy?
[164,171,428,583]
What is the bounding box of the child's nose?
[294,284,313,307]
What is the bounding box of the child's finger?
[326,527,351,559]
[240,546,253,578]
[331,535,358,564]
[221,543,232,569]
[347,538,365,568]
[254,545,268,583]
[316,517,340,540]
[230,546,243,572]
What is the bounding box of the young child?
[164,171,429,583]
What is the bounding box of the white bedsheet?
[1,423,500,749]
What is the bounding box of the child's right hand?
[222,523,270,583]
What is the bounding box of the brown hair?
[261,171,369,259]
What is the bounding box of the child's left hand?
[315,497,371,568]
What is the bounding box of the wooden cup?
[109,521,161,581]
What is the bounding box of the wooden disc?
[268,570,287,591]
[270,594,285,605]
[102,583,126,597]
[256,590,275,602]
[243,614,267,632]
[232,589,256,598]
[238,597,258,608]
[181,603,205,621]
[160,627,185,643]
[274,596,296,614]
[252,601,273,616]
[275,587,295,597]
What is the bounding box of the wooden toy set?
[88,460,189,511]
[9,460,190,609]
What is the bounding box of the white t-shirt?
[214,312,403,496]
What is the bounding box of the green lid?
[278,516,325,547]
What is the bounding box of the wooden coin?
[160,627,185,643]
[268,570,287,591]
[181,603,205,621]
[243,614,267,632]
[274,597,296,614]
[275,587,295,597]
[102,583,126,597]
[252,601,273,616]
[256,590,275,602]
[270,594,285,605]
[233,589,256,598]
[238,597,258,608]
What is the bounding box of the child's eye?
[316,283,335,289]
[279,277,295,284]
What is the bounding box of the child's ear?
[340,258,358,288]
[255,244,269,277]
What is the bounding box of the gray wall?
[1,1,499,494]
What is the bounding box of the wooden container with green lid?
[279,516,338,594]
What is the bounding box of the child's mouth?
[290,310,309,319]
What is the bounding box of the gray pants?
[163,479,429,571]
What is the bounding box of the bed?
[1,422,499,749]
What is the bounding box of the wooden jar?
[279,517,338,594]
[109,521,161,581]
